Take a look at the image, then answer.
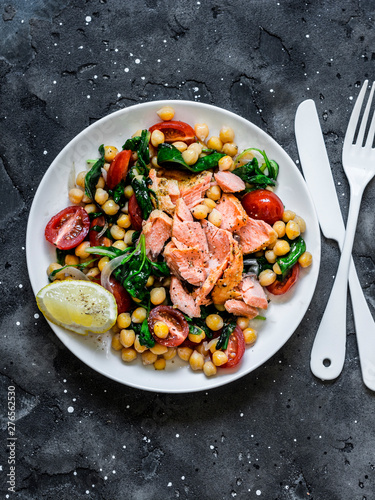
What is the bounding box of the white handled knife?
[295,99,375,389]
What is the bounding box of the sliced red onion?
[100,254,126,292]
[68,164,77,191]
[52,267,90,281]
[101,167,107,183]
[96,221,108,239]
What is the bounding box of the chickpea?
[153,321,169,339]
[124,185,134,199]
[188,330,206,343]
[86,267,100,279]
[189,142,203,155]
[146,275,155,287]
[282,210,296,223]
[214,303,226,312]
[206,314,224,331]
[219,126,235,143]
[157,106,175,121]
[117,312,132,329]
[82,194,92,204]
[124,229,136,245]
[121,348,137,362]
[84,203,97,214]
[65,254,79,266]
[294,215,306,233]
[76,171,86,188]
[111,333,123,351]
[47,263,64,279]
[104,145,119,162]
[243,328,257,346]
[117,214,131,229]
[163,347,177,360]
[265,250,276,264]
[102,199,120,216]
[68,188,84,204]
[206,185,222,201]
[150,287,166,306]
[273,262,282,275]
[94,188,108,205]
[132,307,147,324]
[189,351,204,371]
[206,136,223,151]
[75,241,91,259]
[172,141,188,152]
[191,204,209,220]
[236,317,249,330]
[222,142,238,157]
[212,350,228,366]
[203,360,217,377]
[134,335,148,353]
[154,358,166,370]
[298,251,313,268]
[98,256,110,272]
[150,343,168,355]
[141,351,158,366]
[112,240,127,251]
[110,224,125,240]
[182,148,199,165]
[218,155,233,171]
[203,198,216,212]
[273,239,290,257]
[151,129,165,147]
[258,269,277,287]
[177,347,193,361]
[285,220,300,240]
[273,220,286,238]
[96,177,105,189]
[194,123,209,142]
[207,208,222,227]
[120,329,136,348]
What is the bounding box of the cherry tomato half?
[106,149,132,190]
[107,276,133,314]
[45,206,90,250]
[241,189,284,226]
[266,263,300,296]
[149,120,196,145]
[222,326,246,368]
[89,216,112,248]
[128,194,143,232]
[148,305,189,347]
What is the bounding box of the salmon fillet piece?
[235,217,277,254]
[179,171,212,209]
[240,275,268,310]
[215,193,248,232]
[201,219,233,270]
[142,210,172,260]
[163,241,207,286]
[193,259,228,306]
[170,276,201,318]
[211,239,243,304]
[174,197,193,222]
[224,299,259,318]
[148,169,180,215]
[214,171,246,193]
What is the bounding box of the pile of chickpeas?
[47,104,312,376]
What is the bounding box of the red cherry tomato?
[266,263,300,295]
[241,189,284,225]
[89,216,112,247]
[128,194,143,231]
[106,149,132,190]
[45,206,90,250]
[149,121,196,145]
[148,305,189,347]
[107,276,133,314]
[222,326,246,368]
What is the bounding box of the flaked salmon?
[201,219,232,270]
[170,276,201,318]
[240,275,268,310]
[214,171,246,193]
[211,239,243,304]
[224,299,259,318]
[215,193,248,232]
[149,169,180,215]
[174,197,193,222]
[235,217,277,254]
[142,210,172,260]
[178,171,212,209]
[164,241,207,286]
[193,259,228,306]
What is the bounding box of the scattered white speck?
[354,420,358,423]
[306,34,310,38]
[270,89,274,93]
[112,470,116,474]
[104,476,108,480]
[240,412,244,417]
[112,455,115,459]
[64,389,67,393]
[86,491,89,495]
[73,471,77,476]
[16,321,20,326]
[63,379,67,383]
[294,438,297,442]
[87,95,91,99]
[19,284,23,288]
[85,16,91,23]
[256,490,261,496]
[163,39,167,43]
[176,434,179,438]
[124,68,129,72]
[135,58,140,64]
[181,476,185,480]
[117,93,121,98]
[349,96,353,101]
[67,406,74,413]
[210,445,214,449]
[167,482,172,487]
[115,48,119,52]
[78,45,83,49]
[43,150,48,155]
[141,76,145,80]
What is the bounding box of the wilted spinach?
[84,144,105,201]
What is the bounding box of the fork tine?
[344,80,368,145]
[356,81,375,146]
[365,82,375,149]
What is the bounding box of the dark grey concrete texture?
[1,0,375,499]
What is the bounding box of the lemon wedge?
[36,280,117,335]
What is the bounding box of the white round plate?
[26,100,321,393]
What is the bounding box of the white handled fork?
[311,80,375,381]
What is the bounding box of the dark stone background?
[1,1,375,499]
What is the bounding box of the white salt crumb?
[64,389,67,393]
[124,68,129,72]
[306,34,310,38]
[176,434,179,438]
[43,150,48,155]
[181,476,185,480]
[67,406,74,413]
[19,284,23,288]
[87,95,91,99]
[117,93,121,97]
[135,58,140,64]
[256,490,261,496]
[16,322,20,326]
[167,482,172,487]
[73,471,77,476]
[85,16,91,22]
[34,313,39,319]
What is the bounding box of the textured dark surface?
[1,1,375,499]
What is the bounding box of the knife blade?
[295,99,375,390]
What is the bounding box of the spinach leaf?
[48,258,98,281]
[86,246,131,259]
[110,180,126,207]
[123,136,141,151]
[88,211,104,220]
[84,144,105,201]
[150,260,170,277]
[216,320,237,350]
[233,158,276,188]
[157,143,224,173]
[131,173,153,220]
[56,248,70,266]
[138,318,155,348]
[137,129,151,165]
